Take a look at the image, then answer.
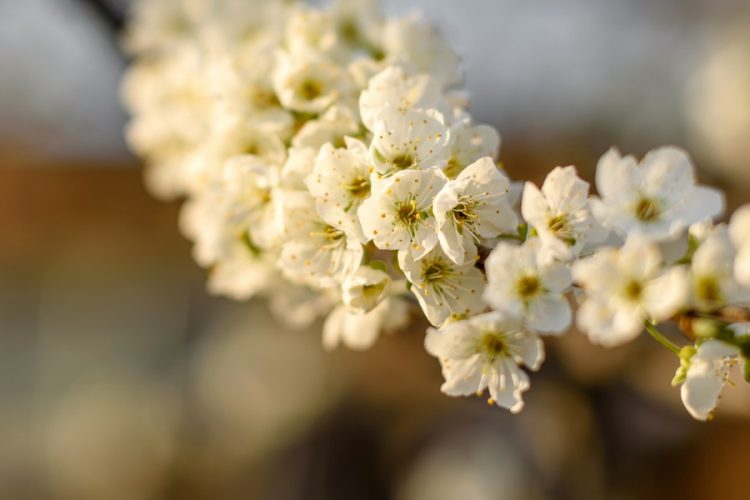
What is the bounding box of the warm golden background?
[1,1,749,499]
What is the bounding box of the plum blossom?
[590,147,724,241]
[425,311,544,412]
[433,157,517,265]
[572,236,689,346]
[679,340,741,421]
[483,239,573,334]
[399,247,485,326]
[729,204,750,286]
[369,108,452,175]
[521,165,606,260]
[359,169,446,257]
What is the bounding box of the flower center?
[695,276,722,304]
[298,79,323,100]
[391,153,416,170]
[251,87,279,109]
[635,197,660,223]
[422,259,450,284]
[452,199,477,226]
[344,176,370,199]
[516,275,542,300]
[443,156,463,178]
[396,198,422,233]
[478,332,508,361]
[623,279,643,301]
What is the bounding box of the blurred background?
[2,0,750,499]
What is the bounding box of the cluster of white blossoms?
[123,0,750,421]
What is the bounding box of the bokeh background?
[2,0,750,499]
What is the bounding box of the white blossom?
[369,108,452,175]
[443,114,501,178]
[280,192,363,286]
[433,157,517,265]
[521,165,606,260]
[424,312,544,412]
[729,204,750,287]
[273,50,350,115]
[572,235,690,346]
[323,297,410,351]
[680,340,741,421]
[306,138,371,243]
[690,226,748,310]
[341,265,392,314]
[399,247,485,326]
[591,147,724,241]
[358,169,446,257]
[359,66,442,131]
[483,240,572,334]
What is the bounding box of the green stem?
[644,321,680,355]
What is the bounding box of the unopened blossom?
[483,240,572,334]
[572,236,690,346]
[521,166,606,260]
[369,108,452,175]
[729,204,750,286]
[424,312,544,412]
[323,297,410,351]
[399,247,485,326]
[590,147,724,241]
[306,138,371,242]
[341,265,392,314]
[359,169,446,257]
[280,193,363,286]
[679,340,741,421]
[359,66,442,130]
[433,157,517,265]
[690,226,748,310]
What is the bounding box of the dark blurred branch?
[78,0,126,34]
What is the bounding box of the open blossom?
[443,114,500,178]
[521,166,606,260]
[424,312,544,413]
[306,138,371,242]
[679,340,741,421]
[359,66,442,131]
[690,227,749,310]
[399,247,485,326]
[572,235,690,346]
[729,204,750,286]
[590,147,724,241]
[323,297,410,351]
[341,265,392,314]
[359,169,446,257]
[280,192,363,286]
[273,50,350,114]
[292,105,360,149]
[369,108,452,175]
[483,240,572,334]
[207,241,277,301]
[433,157,517,265]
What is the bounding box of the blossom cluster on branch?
[123,0,750,420]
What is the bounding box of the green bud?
[693,319,720,339]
